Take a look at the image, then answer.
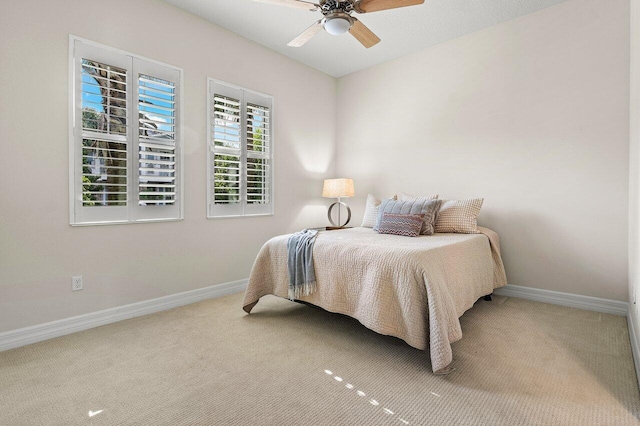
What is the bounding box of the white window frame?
[207,79,274,218]
[68,35,184,226]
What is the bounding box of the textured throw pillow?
[361,194,397,228]
[376,213,424,237]
[398,193,441,234]
[434,198,484,234]
[374,198,441,235]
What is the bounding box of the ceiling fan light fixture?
[324,17,351,35]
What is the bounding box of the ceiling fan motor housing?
[320,0,355,15]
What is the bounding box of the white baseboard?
[493,284,629,316]
[0,279,248,352]
[628,309,640,390]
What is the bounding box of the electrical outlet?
[72,276,83,291]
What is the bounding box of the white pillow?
[361,194,396,228]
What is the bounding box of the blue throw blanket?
[287,229,319,300]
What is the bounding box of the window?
[69,37,182,225]
[207,79,273,218]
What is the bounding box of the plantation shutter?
[138,75,176,205]
[243,91,272,216]
[132,58,181,221]
[210,83,243,217]
[71,38,182,225]
[81,61,128,207]
[208,80,273,218]
[73,42,131,224]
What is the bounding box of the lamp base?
[327,201,351,227]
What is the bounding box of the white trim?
[0,279,248,352]
[68,35,76,226]
[494,284,629,316]
[628,310,640,390]
[208,213,274,220]
[69,217,183,227]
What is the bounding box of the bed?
[242,226,507,373]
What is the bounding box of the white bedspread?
[243,226,507,373]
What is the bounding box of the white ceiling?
[160,0,568,78]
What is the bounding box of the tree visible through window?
[212,94,242,205]
[246,103,270,205]
[81,59,128,207]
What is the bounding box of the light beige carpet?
[0,293,638,425]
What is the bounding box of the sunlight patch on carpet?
[88,409,103,417]
[323,368,411,424]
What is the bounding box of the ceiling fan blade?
[254,0,319,11]
[355,0,424,13]
[288,20,324,47]
[349,19,380,48]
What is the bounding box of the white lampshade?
[322,178,355,198]
[324,17,351,35]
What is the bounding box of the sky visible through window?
[82,71,175,134]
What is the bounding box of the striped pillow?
[361,194,397,228]
[374,198,440,235]
[434,198,484,234]
[377,213,425,237]
[399,193,441,235]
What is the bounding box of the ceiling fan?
[254,0,425,48]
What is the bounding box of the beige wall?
[0,0,337,332]
[336,0,630,301]
[630,0,640,357]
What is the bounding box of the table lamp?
[322,178,355,228]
